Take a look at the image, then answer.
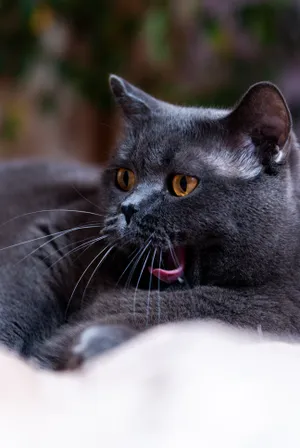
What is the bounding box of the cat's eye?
[171,174,198,197]
[116,168,135,191]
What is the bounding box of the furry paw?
[61,324,136,370]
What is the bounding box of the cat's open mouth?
[148,247,185,284]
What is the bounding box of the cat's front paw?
[60,324,136,370]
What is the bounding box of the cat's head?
[101,75,296,287]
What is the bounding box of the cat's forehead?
[120,108,226,160]
[116,106,261,179]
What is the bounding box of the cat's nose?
[121,203,138,225]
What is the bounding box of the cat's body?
[0,77,300,369]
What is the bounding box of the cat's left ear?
[109,75,160,121]
[227,82,292,164]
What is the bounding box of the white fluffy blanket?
[1,322,300,447]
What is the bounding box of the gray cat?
[0,75,299,369]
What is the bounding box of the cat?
[0,75,299,370]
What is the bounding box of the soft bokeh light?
[0,0,299,163]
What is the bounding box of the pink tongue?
[150,265,184,284]
[148,248,185,284]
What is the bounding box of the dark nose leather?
[121,204,138,225]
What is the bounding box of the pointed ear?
[227,82,292,164]
[109,75,160,121]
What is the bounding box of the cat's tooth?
[178,277,184,284]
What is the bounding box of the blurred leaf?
[144,8,170,63]
[0,1,37,76]
[201,13,234,56]
[202,14,219,40]
[30,4,55,35]
[0,108,22,141]
[37,91,58,114]
[237,2,285,45]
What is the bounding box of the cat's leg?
[132,284,300,334]
[77,284,300,335]
[34,284,300,370]
[32,318,137,370]
[65,324,136,369]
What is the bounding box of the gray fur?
[0,76,298,369]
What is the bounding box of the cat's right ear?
[226,82,292,166]
[109,75,159,122]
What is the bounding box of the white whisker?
[65,240,117,316]
[0,224,101,253]
[14,225,102,265]
[146,248,156,325]
[133,247,151,316]
[72,185,103,212]
[81,244,116,303]
[0,208,105,232]
[168,240,191,288]
[157,249,162,323]
[168,241,179,268]
[66,243,111,316]
[125,236,152,290]
[40,235,108,275]
[117,246,146,286]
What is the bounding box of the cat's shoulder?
[0,159,104,224]
[0,158,102,191]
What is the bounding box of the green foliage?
[48,0,143,110]
[0,0,298,113]
[238,2,284,46]
[144,7,171,63]
[0,0,37,76]
[0,108,22,141]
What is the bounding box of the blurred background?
[0,0,299,165]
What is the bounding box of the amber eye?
[116,168,135,191]
[172,174,198,197]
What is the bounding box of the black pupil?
[179,176,187,192]
[123,170,129,186]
